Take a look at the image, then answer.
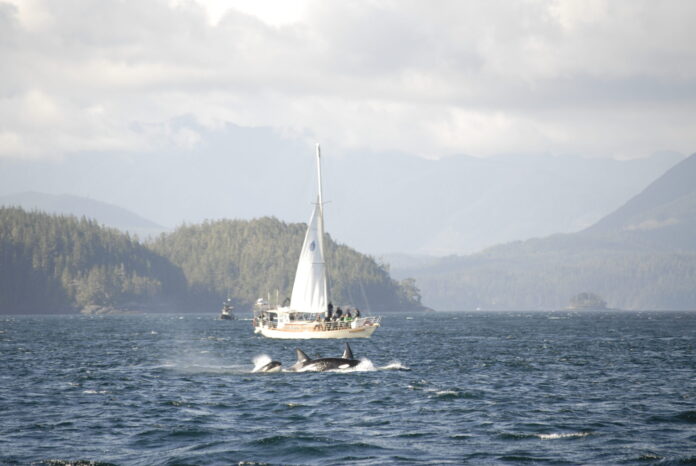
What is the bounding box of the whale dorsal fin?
[341,342,354,360]
[295,348,310,363]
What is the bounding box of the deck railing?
[253,315,381,331]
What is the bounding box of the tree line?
[148,216,421,311]
[0,208,422,314]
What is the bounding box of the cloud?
[1,0,695,159]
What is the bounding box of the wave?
[33,460,117,466]
[346,359,376,372]
[648,410,696,424]
[675,410,696,423]
[500,431,592,441]
[159,361,247,375]
[380,361,410,371]
[537,432,590,440]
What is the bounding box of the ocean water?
[1,311,695,465]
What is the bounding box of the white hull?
[254,323,379,339]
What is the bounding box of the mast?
[316,143,324,213]
[315,143,328,306]
[289,143,329,313]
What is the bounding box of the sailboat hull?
[255,323,379,339]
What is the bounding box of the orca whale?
[290,342,361,372]
[253,360,282,373]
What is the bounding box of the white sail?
[289,198,327,313]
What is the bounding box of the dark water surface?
[1,311,695,465]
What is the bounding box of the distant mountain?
[390,153,696,310]
[0,192,167,238]
[329,150,683,255]
[0,122,682,255]
[585,153,696,251]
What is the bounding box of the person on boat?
[334,308,343,320]
[355,308,361,318]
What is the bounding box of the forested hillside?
[149,217,422,312]
[412,238,696,310]
[0,208,187,314]
[393,153,696,311]
[0,208,422,314]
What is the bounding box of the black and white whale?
[290,342,361,372]
[253,360,282,373]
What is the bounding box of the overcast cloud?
[1,0,695,160]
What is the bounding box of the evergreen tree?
[150,217,423,312]
[0,207,187,314]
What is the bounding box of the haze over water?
[2,311,695,464]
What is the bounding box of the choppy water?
[1,311,695,465]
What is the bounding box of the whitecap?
[435,390,460,397]
[351,358,376,372]
[537,432,590,440]
[381,361,410,371]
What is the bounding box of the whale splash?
[252,343,384,373]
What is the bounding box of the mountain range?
[0,123,683,255]
[2,145,693,311]
[390,153,696,310]
[585,154,696,251]
[0,192,167,239]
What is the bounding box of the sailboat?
[252,144,381,339]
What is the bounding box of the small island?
[566,292,608,310]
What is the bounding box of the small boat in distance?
[220,298,235,320]
[252,144,381,339]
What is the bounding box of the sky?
[1,1,695,256]
[2,0,696,161]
